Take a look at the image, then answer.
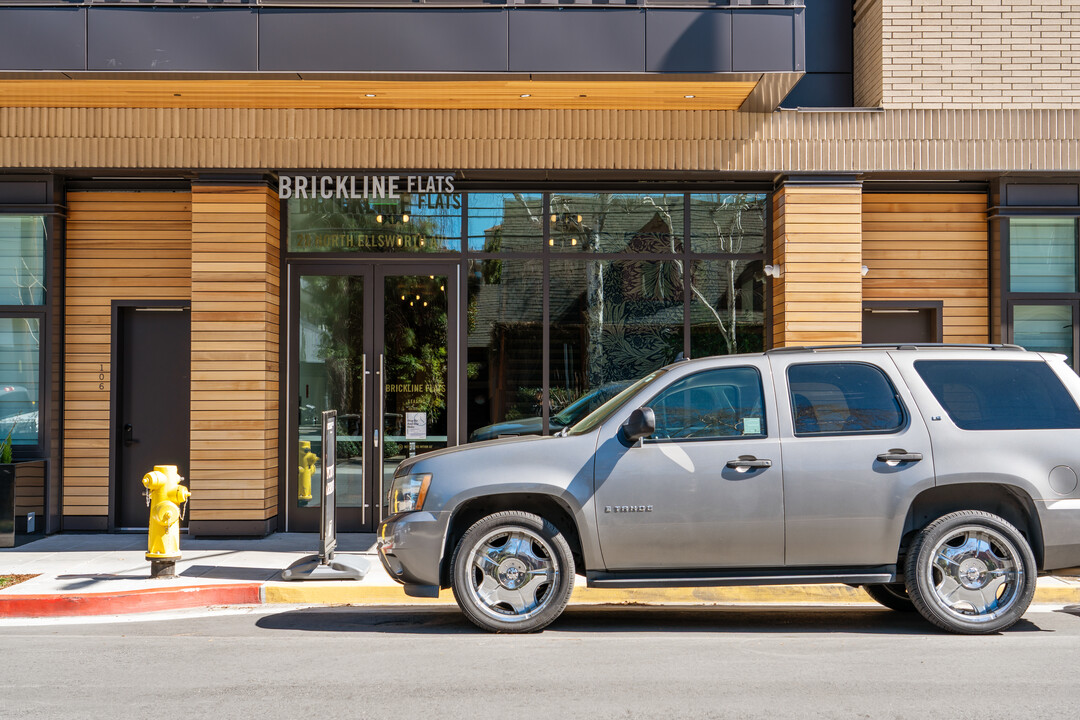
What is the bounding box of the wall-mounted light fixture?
[861,264,870,277]
[763,264,783,278]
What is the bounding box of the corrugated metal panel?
[2,107,1080,171]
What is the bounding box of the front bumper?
[377,510,451,588]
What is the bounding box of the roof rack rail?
[765,343,1025,354]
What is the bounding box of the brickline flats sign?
[278,174,456,200]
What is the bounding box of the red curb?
[0,583,264,618]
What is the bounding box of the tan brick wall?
[874,0,1080,109]
[854,0,884,107]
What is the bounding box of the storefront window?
[690,259,766,357]
[466,193,543,253]
[0,319,39,446]
[0,216,45,305]
[1009,218,1077,292]
[548,193,684,253]
[690,194,768,255]
[466,259,544,441]
[1012,305,1074,364]
[549,259,684,413]
[287,193,462,253]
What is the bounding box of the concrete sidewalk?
[2,533,1079,619]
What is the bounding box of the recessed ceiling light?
[684,95,696,99]
[365,94,376,98]
[520,94,531,98]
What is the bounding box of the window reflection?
[690,259,766,356]
[467,193,543,253]
[549,194,684,253]
[550,259,684,416]
[287,193,462,253]
[689,194,767,254]
[466,259,544,441]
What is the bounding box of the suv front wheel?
[905,510,1037,634]
[450,510,575,633]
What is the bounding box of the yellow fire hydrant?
[142,465,190,578]
[298,441,319,503]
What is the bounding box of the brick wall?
[856,0,1080,109]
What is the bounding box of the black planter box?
[0,460,46,548]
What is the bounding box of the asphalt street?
[3,604,1080,719]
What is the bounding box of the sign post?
[282,410,368,581]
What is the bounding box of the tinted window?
[649,367,766,441]
[788,363,905,435]
[914,360,1080,430]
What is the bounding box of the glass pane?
[548,193,684,253]
[690,194,768,254]
[788,362,904,435]
[383,274,449,508]
[649,367,766,440]
[915,360,1080,431]
[0,318,40,446]
[1013,304,1073,363]
[690,259,766,357]
[467,193,543,253]
[297,275,365,509]
[287,193,462,253]
[1009,218,1077,292]
[0,216,46,305]
[466,259,544,441]
[549,259,684,416]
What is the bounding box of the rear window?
[914,360,1080,430]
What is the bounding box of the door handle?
[726,455,772,472]
[877,450,923,463]
[123,423,135,446]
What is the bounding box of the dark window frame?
[641,364,769,444]
[786,361,908,438]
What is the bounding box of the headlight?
[388,473,432,514]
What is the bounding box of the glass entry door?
[289,263,457,532]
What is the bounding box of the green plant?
[0,425,13,464]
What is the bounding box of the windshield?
[551,381,631,427]
[565,370,667,436]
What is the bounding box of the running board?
[586,566,897,589]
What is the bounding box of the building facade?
[0,0,1078,537]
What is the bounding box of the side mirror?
[620,407,656,446]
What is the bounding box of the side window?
[914,360,1080,430]
[788,363,905,436]
[649,366,766,441]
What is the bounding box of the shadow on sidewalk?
[254,605,1053,636]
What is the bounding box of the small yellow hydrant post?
[142,465,190,578]
[298,441,319,503]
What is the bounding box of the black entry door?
[115,306,191,529]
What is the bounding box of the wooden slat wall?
[772,186,864,347]
[3,107,1080,173]
[189,186,280,523]
[63,191,192,517]
[862,193,989,342]
[14,461,46,517]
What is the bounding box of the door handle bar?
[726,456,772,471]
[877,451,923,463]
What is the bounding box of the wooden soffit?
[0,76,764,111]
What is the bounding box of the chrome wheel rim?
[464,526,559,623]
[923,524,1024,624]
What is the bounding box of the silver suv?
[377,345,1080,634]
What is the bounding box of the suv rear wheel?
[862,583,916,612]
[450,510,575,633]
[905,510,1037,634]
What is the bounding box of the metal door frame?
[285,259,460,532]
[109,299,191,531]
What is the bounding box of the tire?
[904,510,1037,634]
[862,583,917,612]
[450,510,575,633]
